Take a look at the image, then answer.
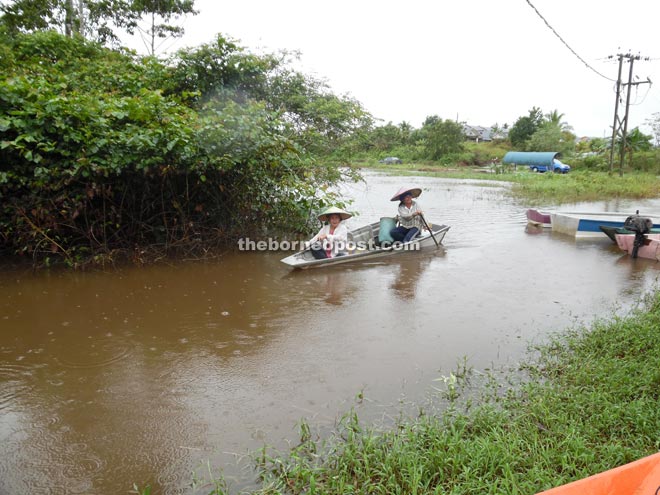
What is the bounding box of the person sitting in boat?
[306,207,352,259]
[390,186,424,243]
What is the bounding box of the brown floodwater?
[2,171,660,494]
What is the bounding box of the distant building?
[462,124,509,142]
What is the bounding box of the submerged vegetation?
[153,290,660,494]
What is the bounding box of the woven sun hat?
[317,206,352,222]
[390,186,422,202]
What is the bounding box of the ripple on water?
[54,339,132,369]
[45,448,104,495]
[0,363,35,411]
[5,426,108,494]
[104,426,203,495]
[1,436,70,495]
[156,464,191,495]
[61,454,105,489]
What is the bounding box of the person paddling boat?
[389,186,424,243]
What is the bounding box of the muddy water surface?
[2,172,660,494]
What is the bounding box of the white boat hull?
[550,211,659,239]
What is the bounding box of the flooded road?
[2,171,660,494]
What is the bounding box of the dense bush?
[629,149,660,173]
[0,31,362,266]
[571,154,609,171]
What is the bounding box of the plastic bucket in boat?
[378,217,397,244]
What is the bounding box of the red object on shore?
[535,452,660,495]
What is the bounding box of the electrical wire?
[629,83,652,106]
[524,0,616,82]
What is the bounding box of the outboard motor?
[623,213,653,258]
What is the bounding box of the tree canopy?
[508,107,576,153]
[0,30,370,266]
[508,107,544,148]
[0,0,197,49]
[420,117,465,160]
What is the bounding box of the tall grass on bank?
[243,292,660,495]
[362,164,660,205]
[510,170,660,204]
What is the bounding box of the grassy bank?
[199,291,660,494]
[360,164,660,205]
[507,170,660,204]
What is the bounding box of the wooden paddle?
[420,214,439,247]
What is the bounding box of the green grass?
[508,170,660,204]
[358,163,660,205]
[235,292,660,494]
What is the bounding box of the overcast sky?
[128,0,660,138]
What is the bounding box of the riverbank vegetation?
[0,30,369,267]
[356,134,660,204]
[360,161,660,205]
[166,290,660,495]
[2,3,660,269]
[508,169,660,204]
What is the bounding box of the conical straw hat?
[390,186,422,202]
[317,206,352,222]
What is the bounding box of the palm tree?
[622,127,652,166]
[398,121,413,145]
[545,109,573,133]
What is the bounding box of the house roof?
[462,124,508,141]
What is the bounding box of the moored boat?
[526,208,552,228]
[280,220,450,269]
[600,224,660,243]
[550,211,660,239]
[599,225,625,242]
[615,232,660,260]
[535,451,660,494]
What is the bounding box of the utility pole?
[608,53,651,176]
[608,55,623,175]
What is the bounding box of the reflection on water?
[284,268,357,307]
[321,271,351,306]
[283,248,442,305]
[388,249,440,300]
[2,172,660,494]
[524,223,546,235]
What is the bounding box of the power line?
[524,0,615,82]
[629,82,652,106]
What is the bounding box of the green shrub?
[0,32,352,266]
[629,150,660,173]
